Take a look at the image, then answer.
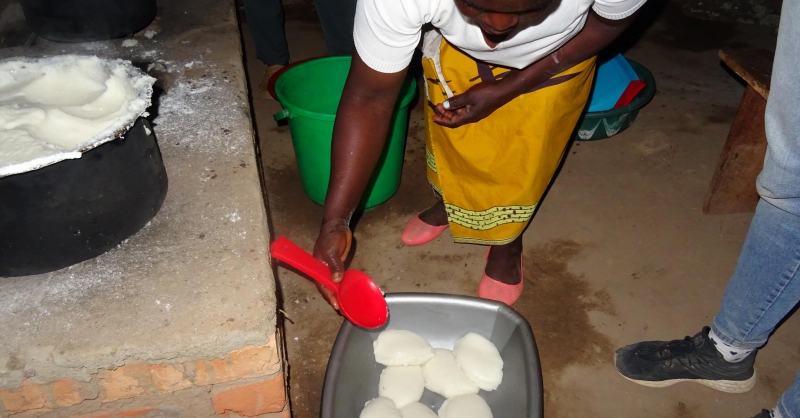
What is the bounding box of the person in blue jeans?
[244,0,356,97]
[615,1,800,416]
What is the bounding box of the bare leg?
[418,196,523,284]
[418,196,449,226]
[485,235,523,285]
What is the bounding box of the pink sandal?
[478,249,523,306]
[401,215,449,246]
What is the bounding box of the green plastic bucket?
[274,57,417,209]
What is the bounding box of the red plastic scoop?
[270,237,388,329]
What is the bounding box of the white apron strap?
[421,30,455,99]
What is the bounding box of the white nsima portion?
[0,55,155,178]
[453,333,504,391]
[374,330,435,366]
[360,397,402,418]
[423,348,479,398]
[379,366,425,408]
[437,394,493,418]
[400,402,438,418]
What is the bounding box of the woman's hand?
[433,80,514,128]
[312,219,353,310]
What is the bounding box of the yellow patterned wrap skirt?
[422,37,597,245]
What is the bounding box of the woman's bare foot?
[258,64,285,99]
[485,236,523,285]
[418,198,449,226]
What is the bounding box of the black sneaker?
[752,410,772,418]
[615,326,757,393]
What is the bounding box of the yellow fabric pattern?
[422,38,596,245]
[425,147,438,173]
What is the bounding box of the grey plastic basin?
[321,293,543,418]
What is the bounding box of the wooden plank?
[703,86,768,214]
[719,48,774,99]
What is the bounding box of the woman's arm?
[312,52,408,307]
[323,53,409,227]
[434,10,640,127]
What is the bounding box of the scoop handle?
[270,237,339,293]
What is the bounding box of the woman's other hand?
[433,81,512,128]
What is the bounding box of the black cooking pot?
[0,118,168,277]
[19,0,157,43]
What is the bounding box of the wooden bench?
[703,48,774,214]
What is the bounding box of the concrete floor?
[242,2,800,417]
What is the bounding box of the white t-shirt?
[354,0,646,73]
